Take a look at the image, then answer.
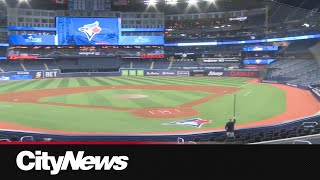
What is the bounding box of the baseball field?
[0,76,319,134]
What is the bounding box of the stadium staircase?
[150,61,154,69]
[20,62,27,71]
[130,62,133,69]
[44,63,49,70]
[168,60,174,68]
[0,66,4,72]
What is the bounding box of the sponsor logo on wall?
[161,71,176,76]
[229,71,258,77]
[201,58,240,63]
[192,69,204,73]
[145,71,160,76]
[43,71,59,78]
[0,75,10,81]
[78,52,101,56]
[207,71,224,76]
[35,72,43,79]
[140,54,164,59]
[8,54,39,60]
[177,71,190,76]
[16,71,30,75]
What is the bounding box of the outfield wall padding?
[121,69,260,77]
[0,70,121,80]
[0,69,260,80]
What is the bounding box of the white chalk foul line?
[244,92,252,96]
[239,79,258,88]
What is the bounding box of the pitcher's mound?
[117,94,148,99]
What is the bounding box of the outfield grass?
[0,77,286,133]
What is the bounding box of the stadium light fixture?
[165,0,178,5]
[144,0,158,5]
[302,23,310,27]
[187,0,199,4]
[18,0,30,6]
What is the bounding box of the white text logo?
[208,71,224,76]
[16,151,129,175]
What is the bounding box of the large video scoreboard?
[8,17,165,46]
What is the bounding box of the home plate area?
[131,107,199,118]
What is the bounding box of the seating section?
[22,61,46,71]
[171,59,200,68]
[45,60,59,69]
[1,118,320,143]
[266,59,320,86]
[191,119,320,144]
[0,61,24,72]
[152,59,170,69]
[130,59,152,69]
[120,60,131,68]
[283,39,320,55]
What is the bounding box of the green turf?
[0,77,287,133]
[194,83,286,124]
[39,89,212,109]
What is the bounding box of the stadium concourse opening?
[0,0,319,143]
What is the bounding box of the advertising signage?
[229,71,259,77]
[7,54,39,60]
[144,70,182,76]
[200,58,240,63]
[8,35,56,46]
[118,36,164,46]
[55,17,165,46]
[243,46,279,52]
[243,59,276,65]
[140,53,164,59]
[204,70,259,77]
[8,26,56,32]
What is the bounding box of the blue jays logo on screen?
[163,118,212,128]
[78,21,102,41]
[25,35,42,43]
[255,59,262,64]
[56,17,119,46]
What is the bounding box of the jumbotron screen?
[8,17,164,46]
[56,17,120,46]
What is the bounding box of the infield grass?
[40,89,212,109]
